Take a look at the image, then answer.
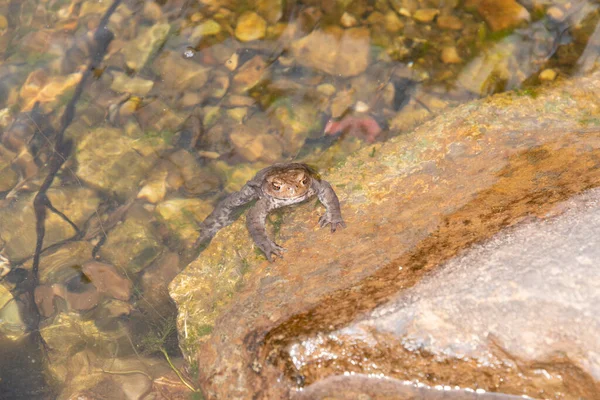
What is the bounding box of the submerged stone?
[19,69,82,111]
[441,46,463,64]
[437,14,464,30]
[0,146,17,192]
[110,72,154,96]
[124,23,171,71]
[272,100,322,154]
[154,51,211,92]
[99,210,163,275]
[232,55,269,93]
[36,241,95,285]
[75,126,168,199]
[41,313,116,382]
[456,21,554,95]
[467,0,530,32]
[82,261,132,301]
[235,12,267,42]
[190,19,222,42]
[256,0,283,24]
[155,198,213,245]
[139,252,181,316]
[0,188,100,260]
[229,125,283,163]
[0,292,25,340]
[0,284,11,311]
[413,8,439,23]
[166,150,221,196]
[291,26,370,77]
[539,68,557,81]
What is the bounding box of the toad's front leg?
[246,199,285,262]
[314,179,346,232]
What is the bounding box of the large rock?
[169,70,600,399]
[295,375,527,399]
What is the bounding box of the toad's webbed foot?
[318,213,346,232]
[257,239,286,262]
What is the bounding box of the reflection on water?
[0,0,599,397]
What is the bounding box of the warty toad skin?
[196,163,345,261]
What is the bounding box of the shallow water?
[0,0,599,398]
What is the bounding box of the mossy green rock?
[169,218,263,356]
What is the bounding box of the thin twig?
[159,347,198,393]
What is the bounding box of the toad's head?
[262,168,312,199]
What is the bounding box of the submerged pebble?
[235,12,267,42]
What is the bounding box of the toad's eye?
[271,182,281,191]
[301,177,308,185]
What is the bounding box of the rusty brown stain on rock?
[262,134,600,395]
[290,332,600,399]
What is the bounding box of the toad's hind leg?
[196,183,258,246]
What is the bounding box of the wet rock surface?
[291,188,600,398]
[294,375,527,400]
[170,71,600,398]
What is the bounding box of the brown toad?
[196,163,345,261]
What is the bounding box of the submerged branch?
[24,0,123,337]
